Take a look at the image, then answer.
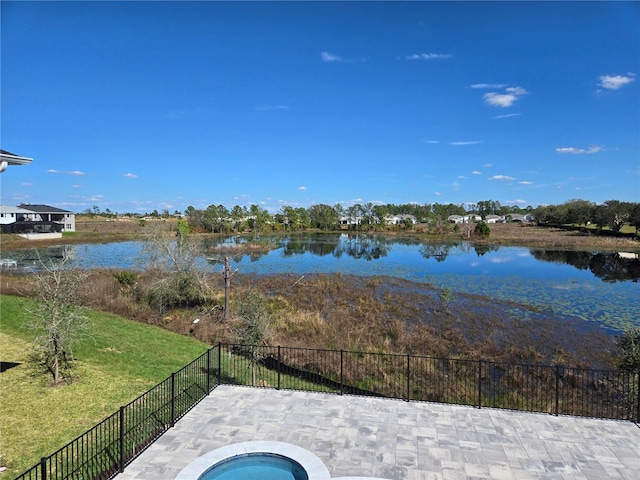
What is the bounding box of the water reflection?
[0,245,75,271]
[278,233,391,260]
[4,238,638,283]
[530,250,640,282]
[473,244,500,257]
[419,243,455,262]
[4,236,638,330]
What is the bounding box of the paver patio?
[116,385,640,480]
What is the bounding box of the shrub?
[475,221,491,237]
[113,270,138,290]
[143,273,209,313]
[616,327,640,372]
[235,291,271,346]
[439,287,455,312]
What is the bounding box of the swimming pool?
[198,453,307,480]
[175,442,331,480]
[176,441,392,480]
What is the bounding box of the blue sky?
[1,1,638,214]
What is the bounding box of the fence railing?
[15,344,640,480]
[15,346,217,480]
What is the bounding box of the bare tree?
[141,219,202,274]
[140,220,213,313]
[25,255,90,384]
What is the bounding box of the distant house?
[0,205,34,226]
[340,215,361,227]
[507,213,533,223]
[0,204,76,236]
[448,214,481,224]
[485,214,505,224]
[386,214,417,225]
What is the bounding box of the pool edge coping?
[175,441,331,480]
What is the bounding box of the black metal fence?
[15,346,216,480]
[15,344,640,480]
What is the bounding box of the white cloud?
[483,163,493,168]
[47,169,86,176]
[519,181,533,185]
[298,186,307,190]
[484,92,518,107]
[123,173,138,179]
[255,105,290,111]
[506,86,527,95]
[483,86,528,107]
[472,170,482,175]
[598,73,636,90]
[321,52,343,62]
[555,146,602,154]
[423,140,439,144]
[449,141,482,145]
[488,175,515,181]
[434,192,442,196]
[469,83,506,89]
[493,113,521,119]
[21,182,33,186]
[406,53,453,60]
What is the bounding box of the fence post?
[340,350,344,395]
[218,342,222,386]
[40,457,47,480]
[636,371,640,423]
[206,347,211,394]
[119,406,125,473]
[477,360,482,409]
[406,354,411,402]
[170,372,176,427]
[277,346,281,390]
[555,365,560,416]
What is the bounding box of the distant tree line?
[533,199,640,233]
[181,201,536,233]
[81,206,181,219]
[80,198,640,235]
[181,199,639,234]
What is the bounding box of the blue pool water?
[199,454,308,480]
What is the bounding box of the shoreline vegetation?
[1,220,634,370]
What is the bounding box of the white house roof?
[0,204,35,214]
[18,204,73,214]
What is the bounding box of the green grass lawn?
[574,223,638,236]
[0,294,208,477]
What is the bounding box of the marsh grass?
[1,267,618,370]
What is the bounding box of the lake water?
[3,234,639,332]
